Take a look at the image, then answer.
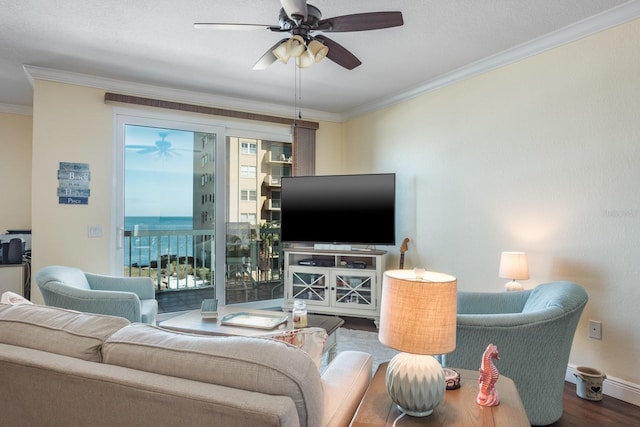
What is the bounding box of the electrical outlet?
[589,320,602,340]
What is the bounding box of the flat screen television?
[280,173,396,247]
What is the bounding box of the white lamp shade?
[379,270,457,355]
[499,252,529,280]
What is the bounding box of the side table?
[350,362,529,427]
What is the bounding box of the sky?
[124,125,195,217]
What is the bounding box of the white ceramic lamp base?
[385,352,445,417]
[504,280,524,291]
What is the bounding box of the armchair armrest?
[320,351,372,427]
[85,273,155,300]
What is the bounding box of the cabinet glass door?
[291,269,328,304]
[333,271,374,308]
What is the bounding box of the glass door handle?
[116,227,124,249]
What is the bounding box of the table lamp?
[499,251,529,291]
[378,269,457,417]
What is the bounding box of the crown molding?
[23,65,343,123]
[344,1,640,120]
[0,103,33,116]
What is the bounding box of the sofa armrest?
[320,350,372,427]
[85,272,155,300]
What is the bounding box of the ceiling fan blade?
[317,11,403,32]
[253,38,289,70]
[137,147,160,155]
[313,35,361,70]
[193,23,276,31]
[280,0,308,21]
[126,145,153,150]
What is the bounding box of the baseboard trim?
[565,364,640,407]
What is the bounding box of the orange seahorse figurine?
[477,343,500,406]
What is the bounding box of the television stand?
[282,247,387,324]
[313,243,352,251]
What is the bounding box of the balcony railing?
[265,174,284,186]
[124,229,214,291]
[269,149,292,163]
[123,227,283,302]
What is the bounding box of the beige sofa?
[0,303,373,427]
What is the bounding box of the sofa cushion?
[103,323,323,427]
[0,303,130,362]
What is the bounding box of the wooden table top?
[350,362,530,427]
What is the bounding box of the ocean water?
[125,216,197,267]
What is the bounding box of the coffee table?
[350,362,530,427]
[158,307,344,362]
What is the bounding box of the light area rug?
[320,328,398,375]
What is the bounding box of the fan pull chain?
[292,62,297,125]
[297,63,302,120]
[293,61,302,124]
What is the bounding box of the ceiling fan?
[126,132,183,158]
[194,0,403,70]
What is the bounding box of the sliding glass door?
[113,110,291,312]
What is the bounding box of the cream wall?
[342,19,640,387]
[31,81,114,298]
[28,81,340,305]
[0,112,32,232]
[314,120,345,175]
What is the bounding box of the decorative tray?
[220,312,288,330]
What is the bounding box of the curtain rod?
[104,92,319,130]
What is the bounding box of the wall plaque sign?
[57,162,91,205]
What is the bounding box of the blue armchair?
[35,265,158,324]
[442,281,588,426]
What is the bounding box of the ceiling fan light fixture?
[287,35,306,58]
[307,39,328,63]
[272,40,292,63]
[297,50,315,68]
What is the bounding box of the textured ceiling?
[1,0,638,118]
